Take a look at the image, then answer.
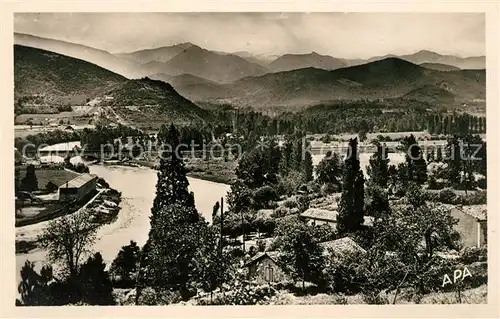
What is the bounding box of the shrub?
[460,247,487,264]
[460,190,487,205]
[477,178,487,190]
[362,290,390,304]
[320,183,339,195]
[282,198,298,209]
[97,177,109,188]
[45,181,59,193]
[277,171,303,196]
[438,188,457,204]
[253,185,278,209]
[198,283,277,305]
[271,206,289,218]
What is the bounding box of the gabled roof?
[60,173,97,188]
[459,205,487,221]
[301,208,338,222]
[244,251,279,267]
[440,203,487,221]
[320,237,367,255]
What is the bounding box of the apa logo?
[442,266,472,287]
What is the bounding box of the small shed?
[244,251,290,284]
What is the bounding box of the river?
[15,164,231,284]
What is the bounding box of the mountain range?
[211,58,485,110]
[14,33,486,116]
[15,33,485,82]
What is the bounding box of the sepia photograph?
[6,9,493,310]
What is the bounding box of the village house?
[59,173,98,203]
[449,205,487,248]
[243,251,290,284]
[300,208,375,228]
[319,237,367,257]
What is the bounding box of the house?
[300,208,375,228]
[59,173,97,203]
[449,205,487,248]
[300,208,337,226]
[319,237,367,257]
[243,251,290,284]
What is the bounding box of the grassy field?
[17,166,79,189]
[185,157,237,184]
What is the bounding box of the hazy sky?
[14,12,485,58]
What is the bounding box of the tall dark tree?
[79,252,115,305]
[337,138,365,234]
[278,138,293,175]
[20,164,38,192]
[151,124,194,216]
[109,240,141,287]
[143,203,209,299]
[445,135,462,187]
[401,135,427,185]
[303,147,314,182]
[367,143,389,188]
[436,146,443,162]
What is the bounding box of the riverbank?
[116,156,238,185]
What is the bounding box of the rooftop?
[39,141,82,152]
[244,251,279,267]
[458,205,487,221]
[301,208,338,222]
[320,237,367,255]
[59,173,97,188]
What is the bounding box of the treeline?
[210,100,485,137]
[427,113,486,135]
[15,130,80,153]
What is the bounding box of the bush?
[362,290,390,304]
[460,247,487,264]
[438,188,457,204]
[477,178,487,190]
[277,171,303,196]
[198,283,277,305]
[97,177,109,188]
[253,185,278,209]
[320,183,339,195]
[271,206,289,218]
[460,190,487,205]
[45,181,59,193]
[282,198,298,209]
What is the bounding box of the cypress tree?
[337,138,365,234]
[445,135,462,187]
[20,164,38,192]
[151,124,194,217]
[436,146,443,162]
[401,135,427,184]
[367,143,389,188]
[303,144,314,182]
[278,138,293,176]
